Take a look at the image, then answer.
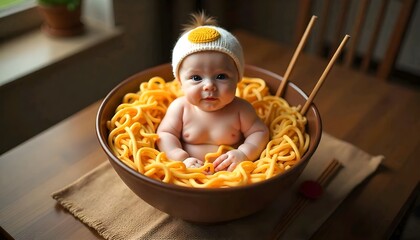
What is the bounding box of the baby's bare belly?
[182,143,220,161]
[181,125,243,161]
[182,140,242,162]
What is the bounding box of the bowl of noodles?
[96,63,322,223]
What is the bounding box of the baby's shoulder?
[169,96,187,106]
[167,96,188,112]
[232,97,253,109]
[231,97,258,117]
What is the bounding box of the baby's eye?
[216,74,227,80]
[191,75,202,81]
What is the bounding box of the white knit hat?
[172,25,244,81]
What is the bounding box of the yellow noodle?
[107,77,310,188]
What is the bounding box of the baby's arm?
[237,100,270,162]
[214,99,269,171]
[157,98,202,167]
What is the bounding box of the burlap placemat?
[52,132,383,239]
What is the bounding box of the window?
[0,0,40,40]
[0,0,35,16]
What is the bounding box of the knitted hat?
[172,25,244,81]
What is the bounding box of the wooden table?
[1,30,419,239]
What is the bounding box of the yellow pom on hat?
[172,26,244,81]
[188,27,221,43]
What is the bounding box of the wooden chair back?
[295,0,416,79]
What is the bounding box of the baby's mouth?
[202,94,218,101]
[204,97,217,101]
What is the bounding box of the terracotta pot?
[38,3,83,37]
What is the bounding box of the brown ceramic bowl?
[96,63,322,223]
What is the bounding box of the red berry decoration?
[299,180,323,200]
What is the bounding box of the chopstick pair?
[275,15,351,115]
[270,158,342,240]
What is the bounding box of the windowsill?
[0,19,122,87]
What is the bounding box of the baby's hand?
[183,157,204,168]
[213,150,248,172]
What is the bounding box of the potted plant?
[37,0,84,37]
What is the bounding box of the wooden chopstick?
[317,159,341,186]
[300,35,351,115]
[272,197,309,238]
[271,158,342,239]
[276,15,318,98]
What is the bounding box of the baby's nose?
[203,80,216,91]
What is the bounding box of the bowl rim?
[96,63,322,193]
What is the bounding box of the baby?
[157,13,269,172]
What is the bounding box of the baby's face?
[178,51,239,112]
